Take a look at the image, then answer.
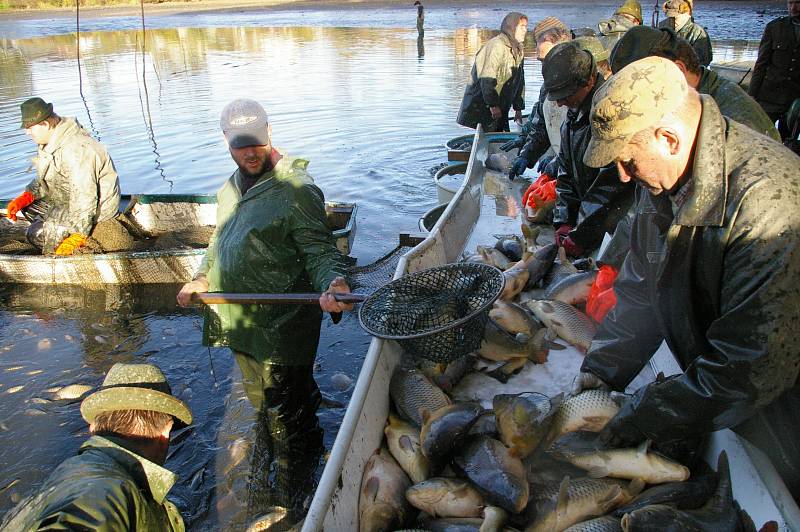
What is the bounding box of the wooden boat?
[0,194,356,285]
[302,126,800,531]
[710,59,754,92]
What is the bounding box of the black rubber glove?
[508,156,528,181]
[499,138,524,152]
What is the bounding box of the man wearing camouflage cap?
[658,0,712,66]
[1,363,191,530]
[531,42,633,257]
[572,57,800,500]
[598,0,642,50]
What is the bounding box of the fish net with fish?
[358,262,505,363]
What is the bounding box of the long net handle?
[192,292,367,305]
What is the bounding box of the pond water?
[0,3,776,529]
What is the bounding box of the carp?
[385,413,429,484]
[489,300,541,337]
[542,247,580,287]
[522,244,559,289]
[359,448,412,532]
[544,270,598,306]
[477,246,512,270]
[500,267,530,300]
[547,389,621,444]
[548,432,690,484]
[612,470,719,517]
[563,516,622,532]
[526,299,596,352]
[390,368,452,427]
[405,477,485,518]
[416,355,474,393]
[454,436,529,514]
[494,392,561,459]
[494,234,524,262]
[420,402,488,461]
[51,384,93,401]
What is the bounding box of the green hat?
[575,35,610,63]
[664,0,692,17]
[81,363,192,426]
[584,56,688,167]
[20,97,53,129]
[610,25,677,73]
[542,42,595,101]
[615,0,643,23]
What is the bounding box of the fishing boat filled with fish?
[0,194,356,285]
[302,127,800,532]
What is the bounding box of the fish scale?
[390,368,452,427]
[526,299,597,352]
[548,389,620,444]
[563,516,622,532]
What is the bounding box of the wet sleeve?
[618,181,800,441]
[580,224,665,388]
[196,187,225,278]
[476,43,502,108]
[695,34,712,67]
[519,89,551,167]
[552,129,580,227]
[290,183,348,292]
[748,23,772,99]
[571,166,633,252]
[35,481,133,531]
[513,60,525,112]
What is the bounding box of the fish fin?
[598,485,624,512]
[587,466,609,478]
[545,328,559,341]
[550,319,564,328]
[398,435,414,453]
[626,478,646,498]
[555,476,571,517]
[581,415,608,430]
[545,340,565,351]
[485,367,511,384]
[521,251,533,261]
[421,409,431,425]
[541,301,554,313]
[363,477,380,501]
[637,439,652,456]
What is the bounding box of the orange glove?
[522,173,554,208]
[531,179,557,205]
[6,191,34,221]
[586,264,619,323]
[54,234,88,256]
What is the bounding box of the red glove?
[6,191,34,221]
[554,224,573,246]
[531,179,557,205]
[586,264,618,323]
[561,235,584,257]
[522,174,555,209]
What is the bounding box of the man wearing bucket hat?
[571,57,800,499]
[1,363,191,530]
[658,0,712,66]
[7,97,121,255]
[597,0,642,50]
[574,35,613,80]
[539,42,633,257]
[176,98,352,522]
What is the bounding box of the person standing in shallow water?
[414,1,424,37]
[176,99,353,527]
[457,12,528,132]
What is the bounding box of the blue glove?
[499,138,524,152]
[508,157,528,180]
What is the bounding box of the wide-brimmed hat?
[543,42,595,101]
[664,0,692,17]
[615,0,643,23]
[575,35,610,63]
[20,97,53,129]
[81,363,192,426]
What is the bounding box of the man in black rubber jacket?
[574,56,800,501]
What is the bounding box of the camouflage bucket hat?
[20,97,53,129]
[584,56,688,167]
[543,42,595,101]
[575,36,610,63]
[81,363,192,426]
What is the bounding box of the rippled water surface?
[0,4,772,529]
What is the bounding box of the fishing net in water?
[346,244,413,293]
[358,262,504,363]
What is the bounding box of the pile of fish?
[358,224,753,531]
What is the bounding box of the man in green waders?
[1,363,191,531]
[177,99,352,526]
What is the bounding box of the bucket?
[446,132,518,162]
[418,203,448,232]
[434,162,467,205]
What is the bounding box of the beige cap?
[583,56,688,168]
[664,0,692,17]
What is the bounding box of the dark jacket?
[659,17,713,66]
[1,436,184,531]
[457,33,525,131]
[582,97,800,446]
[199,153,347,364]
[552,76,634,253]
[749,16,800,114]
[518,85,567,175]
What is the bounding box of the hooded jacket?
[659,17,713,66]
[749,15,800,114]
[198,153,346,364]
[582,96,800,445]
[1,436,184,531]
[26,117,120,253]
[552,75,634,253]
[457,14,526,130]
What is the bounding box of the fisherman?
[528,42,632,257]
[749,0,800,140]
[7,97,121,255]
[597,0,642,50]
[1,363,191,530]
[610,26,780,141]
[414,0,424,36]
[456,12,528,133]
[574,35,613,80]
[573,57,800,501]
[176,98,352,523]
[658,0,712,66]
[505,17,572,181]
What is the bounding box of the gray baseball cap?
[543,42,595,101]
[220,99,270,149]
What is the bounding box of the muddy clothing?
[518,86,568,174]
[1,436,184,531]
[198,153,347,365]
[749,16,800,136]
[598,14,638,51]
[457,33,525,132]
[698,66,781,141]
[553,77,634,253]
[24,117,120,254]
[583,97,800,496]
[659,17,713,66]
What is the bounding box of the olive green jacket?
[198,153,346,363]
[1,436,184,531]
[659,17,713,66]
[26,117,120,253]
[598,14,638,51]
[698,67,780,141]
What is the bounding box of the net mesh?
[358,262,504,363]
